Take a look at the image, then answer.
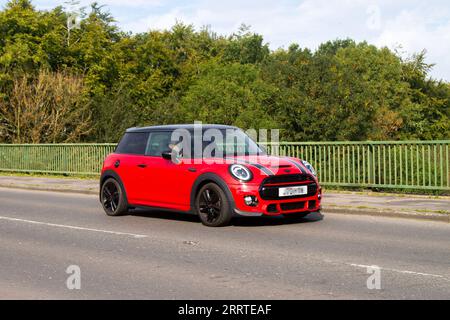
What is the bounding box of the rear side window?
[115,132,149,155]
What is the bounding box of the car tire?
[101,178,128,216]
[195,183,233,227]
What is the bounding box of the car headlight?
[301,160,317,176]
[229,164,253,182]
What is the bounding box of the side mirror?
[162,151,172,160]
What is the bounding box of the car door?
[137,131,198,211]
[114,132,150,204]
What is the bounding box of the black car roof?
[126,124,238,133]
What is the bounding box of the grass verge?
[0,171,98,180]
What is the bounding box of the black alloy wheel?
[196,183,232,227]
[101,178,128,216]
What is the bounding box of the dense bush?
[0,0,449,143]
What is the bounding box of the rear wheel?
[101,178,128,216]
[196,183,233,227]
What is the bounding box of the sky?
[2,0,450,81]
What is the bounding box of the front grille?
[260,183,318,200]
[262,174,314,185]
[280,201,305,211]
[267,204,278,213]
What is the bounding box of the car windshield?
[199,129,265,158]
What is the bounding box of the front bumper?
[230,183,322,217]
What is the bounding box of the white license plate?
[279,186,308,197]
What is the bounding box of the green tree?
[222,24,270,65]
[178,61,278,130]
[0,70,92,143]
[399,51,450,139]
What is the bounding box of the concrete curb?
[324,190,450,200]
[323,207,450,223]
[1,183,448,223]
[0,184,98,196]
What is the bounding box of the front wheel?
[101,178,128,216]
[195,183,233,227]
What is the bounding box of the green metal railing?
[267,141,450,190]
[0,144,116,176]
[0,141,449,190]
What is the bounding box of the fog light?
[244,196,258,207]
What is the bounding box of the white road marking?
[0,216,148,239]
[349,263,448,280]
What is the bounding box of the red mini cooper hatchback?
[100,124,322,227]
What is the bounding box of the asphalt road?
[0,187,449,300]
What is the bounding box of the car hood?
[229,155,311,177]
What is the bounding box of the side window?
[145,132,174,157]
[115,132,150,155]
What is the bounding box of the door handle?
[137,164,147,168]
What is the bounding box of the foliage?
[0,69,92,143]
[0,0,449,143]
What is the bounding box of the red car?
[100,125,322,227]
